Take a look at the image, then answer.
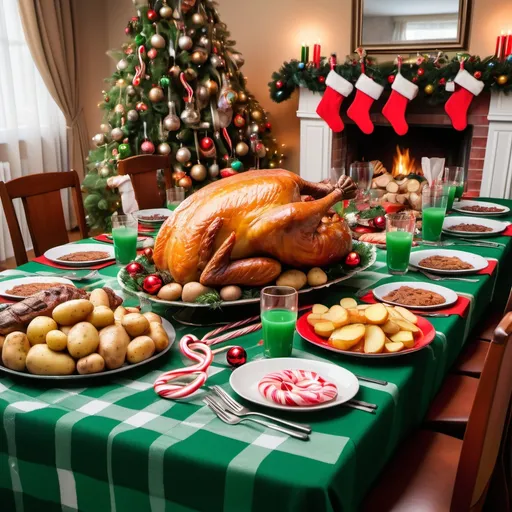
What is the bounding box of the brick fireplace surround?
[298,90,512,199]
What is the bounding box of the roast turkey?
[154,169,356,287]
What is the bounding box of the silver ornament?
[159,5,173,18]
[126,85,137,97]
[191,13,205,25]
[178,35,193,51]
[92,133,106,146]
[163,101,180,131]
[150,34,166,49]
[176,147,191,163]
[208,163,220,178]
[127,109,139,122]
[111,128,124,142]
[210,55,223,68]
[157,142,171,155]
[199,35,210,47]
[180,101,200,126]
[117,59,128,71]
[114,104,125,114]
[99,166,110,178]
[232,53,245,68]
[100,123,111,133]
[190,163,207,182]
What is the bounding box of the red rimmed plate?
[296,312,436,358]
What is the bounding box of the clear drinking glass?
[350,162,374,205]
[330,166,346,185]
[261,286,298,358]
[386,211,416,275]
[166,187,185,211]
[444,166,464,203]
[422,183,448,244]
[112,214,138,265]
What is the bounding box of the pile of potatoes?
[0,288,169,376]
[307,298,423,354]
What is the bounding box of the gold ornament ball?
[126,85,137,97]
[116,78,127,88]
[424,84,434,95]
[178,176,193,189]
[191,13,205,25]
[196,85,210,101]
[114,104,125,114]
[169,65,181,78]
[176,147,191,163]
[100,123,111,133]
[92,133,106,146]
[190,163,207,181]
[99,166,110,178]
[149,87,165,102]
[206,79,218,95]
[497,75,509,85]
[185,68,198,81]
[191,50,208,65]
[237,91,248,103]
[235,141,249,156]
[251,110,263,121]
[157,142,171,155]
[150,34,166,49]
[159,5,173,18]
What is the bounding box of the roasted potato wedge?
[307,313,326,327]
[381,320,401,335]
[390,330,415,348]
[364,325,386,354]
[347,309,367,324]
[394,319,421,334]
[314,321,335,338]
[394,306,418,325]
[364,303,389,325]
[323,305,349,328]
[312,304,329,315]
[385,342,405,353]
[329,323,366,351]
[339,297,358,309]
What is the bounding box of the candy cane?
[180,72,194,103]
[132,45,146,86]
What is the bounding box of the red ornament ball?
[147,9,158,21]
[200,137,214,151]
[474,71,482,79]
[141,140,155,154]
[373,215,386,230]
[143,274,163,295]
[136,101,148,112]
[126,261,143,276]
[318,75,326,84]
[276,80,284,89]
[125,27,131,35]
[345,251,361,267]
[439,77,446,85]
[412,76,419,83]
[234,114,245,128]
[142,247,154,263]
[417,67,425,76]
[147,48,158,60]
[387,75,395,84]
[265,122,272,130]
[226,346,247,367]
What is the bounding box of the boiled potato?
[114,306,128,324]
[386,307,404,321]
[307,313,326,327]
[59,326,72,336]
[99,324,131,370]
[26,344,75,375]
[276,270,307,290]
[126,336,155,364]
[2,332,30,371]
[87,306,115,329]
[314,321,335,338]
[220,285,242,302]
[357,304,371,311]
[0,335,4,357]
[307,267,328,287]
[181,282,213,303]
[143,312,162,324]
[364,303,389,325]
[381,320,401,336]
[364,325,386,354]
[147,322,169,352]
[67,322,100,359]
[351,339,365,353]
[77,353,105,375]
[121,313,150,337]
[89,288,110,308]
[390,330,415,348]
[27,316,58,345]
[52,299,94,326]
[340,297,358,309]
[157,283,183,301]
[323,305,349,328]
[394,306,418,325]
[46,330,68,351]
[312,304,329,315]
[125,307,140,314]
[347,309,367,324]
[394,319,421,334]
[385,342,405,353]
[329,324,366,351]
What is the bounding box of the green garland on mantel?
[269,53,512,105]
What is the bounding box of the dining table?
[1,197,511,512]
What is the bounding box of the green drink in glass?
[444,166,464,204]
[112,214,138,265]
[386,212,415,275]
[455,184,464,200]
[167,187,185,212]
[422,183,448,244]
[261,286,298,358]
[444,185,456,210]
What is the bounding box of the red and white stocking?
[316,70,354,132]
[382,73,418,135]
[445,69,484,131]
[347,74,384,134]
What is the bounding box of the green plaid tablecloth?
[1,198,512,512]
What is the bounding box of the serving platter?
[442,216,509,237]
[230,357,359,412]
[0,276,75,300]
[409,249,488,275]
[0,318,176,381]
[133,208,172,225]
[44,243,115,267]
[117,242,377,308]
[373,281,458,310]
[452,200,510,216]
[296,312,436,358]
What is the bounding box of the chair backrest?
[451,309,512,510]
[0,170,87,266]
[117,155,172,210]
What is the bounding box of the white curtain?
[393,14,458,42]
[0,0,69,261]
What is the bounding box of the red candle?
[496,31,506,59]
[506,30,512,57]
[313,43,321,68]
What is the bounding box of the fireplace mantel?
[297,88,512,199]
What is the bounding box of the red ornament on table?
[143,274,163,295]
[147,9,158,21]
[233,114,245,128]
[226,346,247,367]
[143,247,154,263]
[199,137,214,151]
[372,215,386,230]
[387,75,395,84]
[474,71,482,79]
[345,251,361,267]
[126,261,144,276]
[417,67,425,76]
[276,80,283,89]
[318,75,326,84]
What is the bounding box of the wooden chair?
[117,155,172,210]
[362,311,512,511]
[0,170,87,266]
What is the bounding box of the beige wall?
[76,0,512,173]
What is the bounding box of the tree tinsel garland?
[269,53,512,104]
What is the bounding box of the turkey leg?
[298,174,357,199]
[200,232,282,287]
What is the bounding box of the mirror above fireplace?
[352,0,472,53]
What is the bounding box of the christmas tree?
[83,0,283,231]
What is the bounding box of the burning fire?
[392,146,417,177]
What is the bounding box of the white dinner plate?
[442,216,509,237]
[452,200,510,216]
[409,249,488,275]
[230,357,359,412]
[133,208,171,225]
[373,281,458,310]
[44,243,115,267]
[0,276,75,300]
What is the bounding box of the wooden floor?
[0,230,82,270]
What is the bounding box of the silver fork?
[418,268,478,283]
[34,270,99,281]
[210,385,312,434]
[204,396,309,440]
